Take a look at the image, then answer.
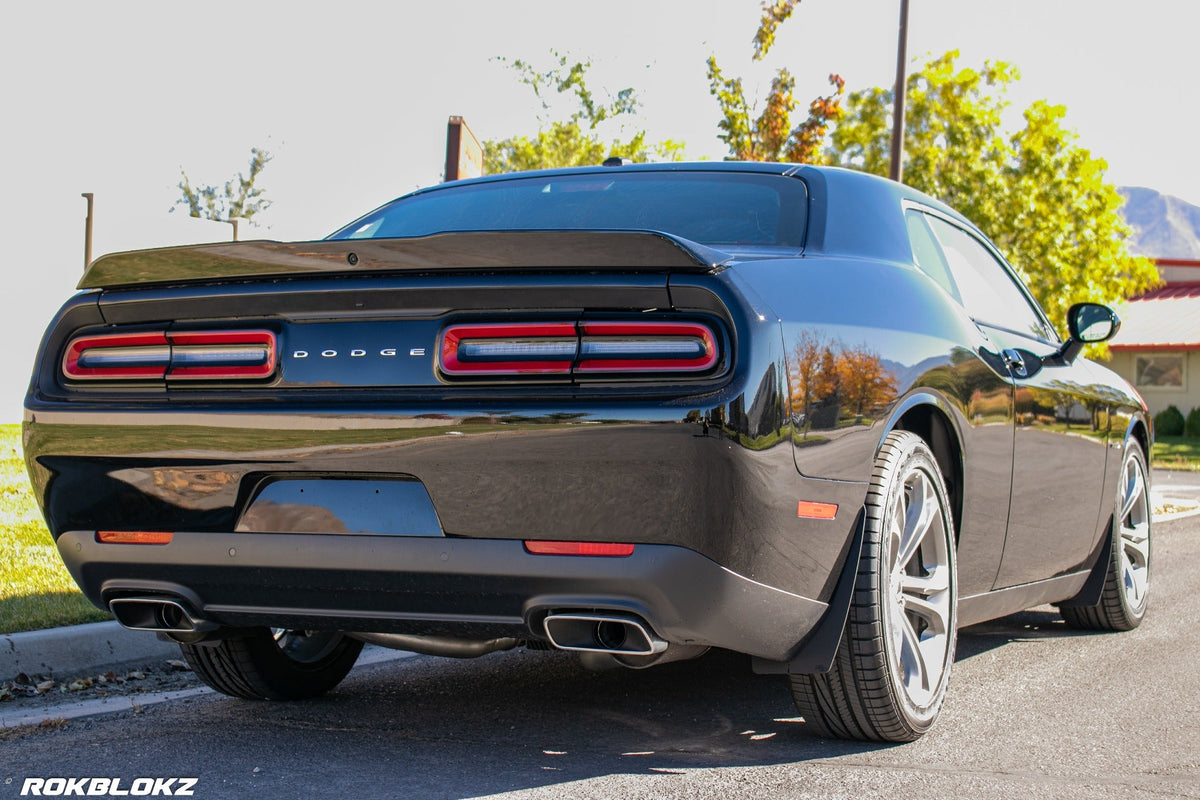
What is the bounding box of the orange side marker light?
[797,501,838,520]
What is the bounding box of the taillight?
[166,330,276,380]
[577,322,717,373]
[438,320,721,379]
[63,329,276,382]
[63,332,170,380]
[439,323,577,376]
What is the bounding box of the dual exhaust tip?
[542,612,668,656]
[108,597,215,635]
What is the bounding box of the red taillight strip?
[166,330,277,379]
[576,322,717,373]
[63,332,170,380]
[524,540,636,557]
[97,530,174,544]
[440,323,577,375]
[62,329,277,382]
[438,320,721,378]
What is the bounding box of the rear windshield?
[329,171,808,248]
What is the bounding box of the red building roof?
[1111,281,1200,351]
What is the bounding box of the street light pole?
[888,0,910,183]
[81,192,94,269]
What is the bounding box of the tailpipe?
[542,612,667,657]
[347,632,520,659]
[108,597,217,635]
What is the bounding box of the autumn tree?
[173,147,272,228]
[789,330,827,436]
[824,51,1158,330]
[706,0,844,163]
[484,53,686,174]
[838,344,897,423]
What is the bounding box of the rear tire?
[1061,439,1151,631]
[180,628,362,700]
[790,430,958,742]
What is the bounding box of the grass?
[1153,435,1200,472]
[0,424,110,634]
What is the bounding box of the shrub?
[1186,407,1200,438]
[1155,405,1186,437]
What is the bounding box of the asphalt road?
[3,514,1198,800]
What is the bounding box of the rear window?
[329,171,807,248]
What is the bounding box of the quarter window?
[905,211,961,302]
[923,214,1053,341]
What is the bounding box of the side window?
[905,211,961,302]
[924,215,1052,341]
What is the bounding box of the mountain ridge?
[1118,186,1200,259]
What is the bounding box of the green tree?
[173,147,273,226]
[825,51,1158,330]
[483,54,685,174]
[707,0,844,163]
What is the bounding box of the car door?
[920,213,1108,589]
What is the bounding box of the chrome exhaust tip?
[108,597,216,634]
[543,612,667,656]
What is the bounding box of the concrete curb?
[1,620,177,680]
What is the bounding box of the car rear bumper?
[58,530,828,662]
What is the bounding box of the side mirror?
[1054,303,1121,365]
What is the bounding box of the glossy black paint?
[23,163,1150,666]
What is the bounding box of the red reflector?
[524,540,636,557]
[96,531,174,545]
[797,501,838,520]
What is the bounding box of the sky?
[2,0,1198,420]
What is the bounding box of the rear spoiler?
[78,230,730,289]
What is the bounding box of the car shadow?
[956,608,1097,661]
[197,647,895,798]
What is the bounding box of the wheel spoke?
[897,472,936,571]
[1121,464,1145,522]
[900,568,950,597]
[902,592,950,634]
[1121,548,1148,603]
[1123,524,1151,564]
[898,611,929,693]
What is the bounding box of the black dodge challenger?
[23,162,1152,742]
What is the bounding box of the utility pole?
[888,0,910,183]
[81,192,94,269]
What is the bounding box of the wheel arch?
[1127,415,1152,469]
[884,392,965,542]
